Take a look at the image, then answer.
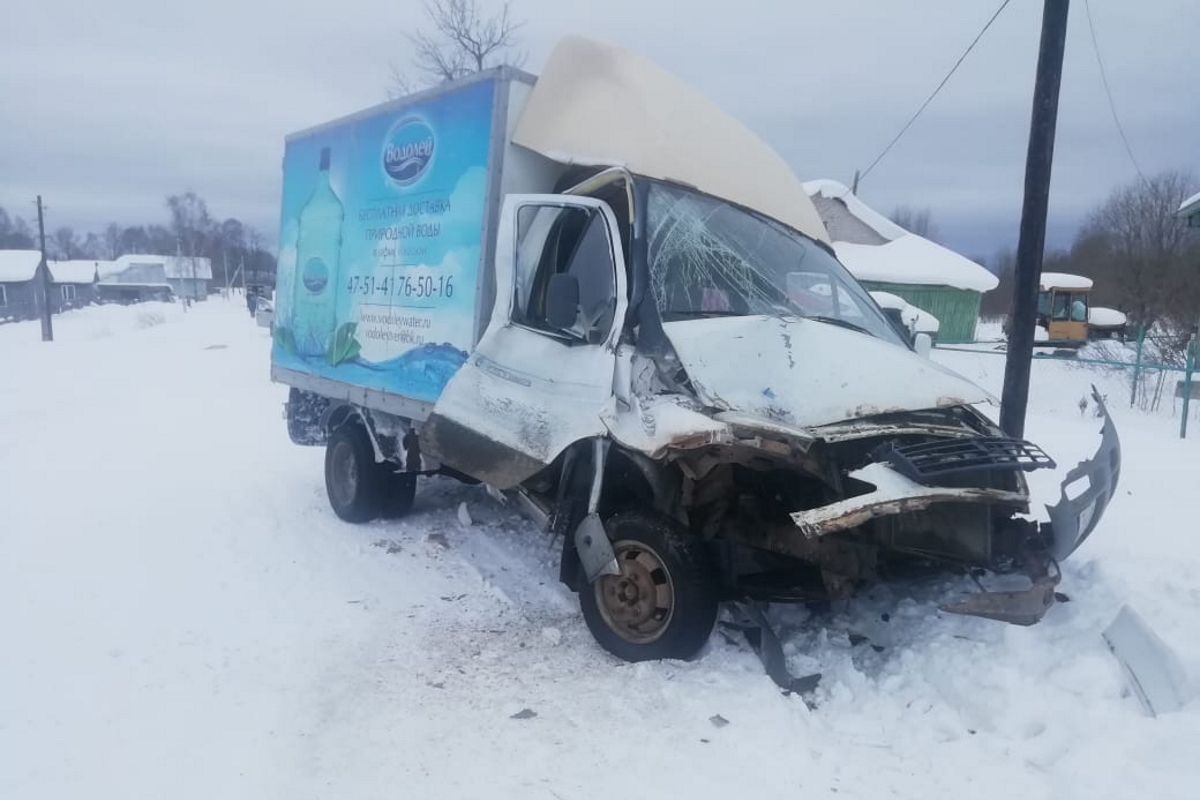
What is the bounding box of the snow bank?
[835,234,999,292]
[0,249,42,282]
[0,300,184,345]
[5,298,1200,800]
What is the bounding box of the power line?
[1083,0,1148,185]
[859,0,1014,185]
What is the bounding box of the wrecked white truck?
[270,36,1120,668]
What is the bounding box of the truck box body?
[270,69,553,420]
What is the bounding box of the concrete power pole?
[36,195,53,342]
[1000,0,1070,439]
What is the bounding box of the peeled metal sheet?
[1102,604,1193,717]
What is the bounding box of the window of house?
[512,204,617,342]
[0,285,7,307]
[61,284,76,302]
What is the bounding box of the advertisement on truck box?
[271,78,496,403]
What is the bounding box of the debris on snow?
[709,714,730,728]
[1103,604,1195,717]
[510,708,538,720]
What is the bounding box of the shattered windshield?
[645,182,907,346]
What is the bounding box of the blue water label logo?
[302,257,329,293]
[383,117,435,186]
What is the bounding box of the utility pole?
[35,195,53,342]
[1000,0,1070,439]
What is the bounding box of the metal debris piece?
[1103,604,1193,717]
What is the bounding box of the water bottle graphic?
[292,146,344,357]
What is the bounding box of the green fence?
[936,326,1199,439]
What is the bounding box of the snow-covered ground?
[3,301,1198,799]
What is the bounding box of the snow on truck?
[270,36,1121,671]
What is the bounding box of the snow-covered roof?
[833,235,999,293]
[0,249,43,283]
[802,179,910,241]
[110,254,214,281]
[803,179,997,293]
[1038,272,1092,291]
[48,260,105,284]
[1089,306,1127,327]
[1177,191,1200,216]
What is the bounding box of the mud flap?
[1046,385,1121,562]
[574,513,619,582]
[575,438,619,583]
[729,601,822,695]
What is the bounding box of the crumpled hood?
[662,316,994,429]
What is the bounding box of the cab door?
[422,195,629,489]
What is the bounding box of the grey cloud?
[2,0,1196,263]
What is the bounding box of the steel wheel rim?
[330,440,359,507]
[594,539,675,644]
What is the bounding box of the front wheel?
[578,510,718,662]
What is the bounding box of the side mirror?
[914,332,932,358]
[545,273,580,331]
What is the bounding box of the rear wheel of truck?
[579,510,718,662]
[325,422,383,523]
[378,468,417,519]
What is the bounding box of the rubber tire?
[378,468,417,519]
[578,509,718,662]
[324,422,383,523]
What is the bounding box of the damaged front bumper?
[940,554,1062,626]
[789,386,1121,626]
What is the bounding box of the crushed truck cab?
[270,35,1120,665]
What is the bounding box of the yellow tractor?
[1035,272,1128,347]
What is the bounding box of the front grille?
[876,436,1056,483]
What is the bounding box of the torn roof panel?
[512,35,829,244]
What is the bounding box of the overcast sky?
[3,0,1196,262]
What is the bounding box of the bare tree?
[0,206,36,249]
[1075,170,1199,329]
[389,0,525,96]
[889,205,939,241]
[50,226,80,260]
[104,223,123,259]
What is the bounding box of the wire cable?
[859,0,1013,184]
[1083,0,1148,185]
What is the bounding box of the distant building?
[803,179,998,344]
[1178,191,1200,228]
[0,250,45,322]
[102,254,213,300]
[48,260,103,312]
[0,250,107,322]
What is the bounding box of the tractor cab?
[1037,272,1092,348]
